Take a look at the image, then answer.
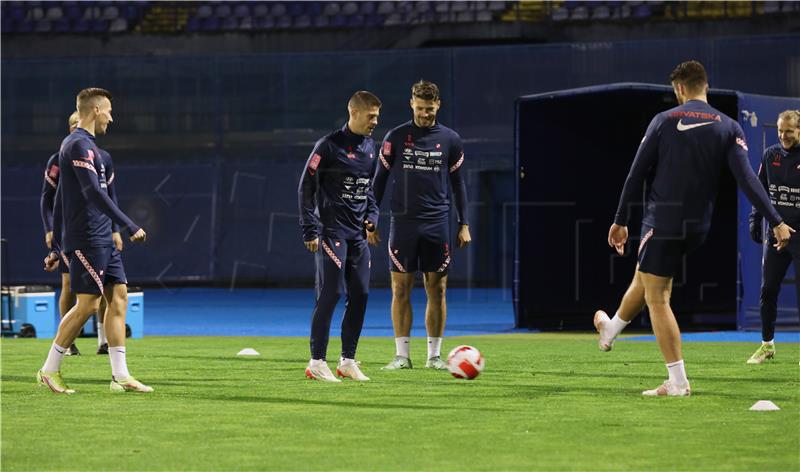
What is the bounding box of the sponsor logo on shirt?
[382,141,392,156]
[668,111,722,122]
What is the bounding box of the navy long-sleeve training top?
[615,99,781,233]
[298,124,380,242]
[750,143,800,227]
[52,128,139,252]
[373,120,468,224]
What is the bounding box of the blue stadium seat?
[201,17,221,31]
[287,2,304,17]
[488,1,506,11]
[239,15,253,30]
[456,10,474,22]
[276,15,292,28]
[101,5,118,20]
[376,1,394,15]
[330,13,347,27]
[35,19,51,32]
[634,3,651,18]
[306,2,322,17]
[65,4,83,20]
[73,18,89,32]
[17,20,35,33]
[270,3,286,16]
[293,14,311,28]
[342,2,358,15]
[591,4,611,19]
[323,2,340,16]
[360,1,376,15]
[434,2,449,13]
[222,16,238,30]
[186,16,201,32]
[476,10,491,21]
[53,18,71,32]
[215,4,232,18]
[256,16,275,29]
[364,13,383,27]
[571,5,589,20]
[252,3,269,17]
[1,17,13,33]
[45,6,63,20]
[313,14,329,27]
[551,6,568,20]
[90,19,108,33]
[233,4,250,18]
[196,4,213,18]
[346,14,364,26]
[109,17,128,33]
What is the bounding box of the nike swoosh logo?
[676,120,715,131]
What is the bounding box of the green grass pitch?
[2,334,798,471]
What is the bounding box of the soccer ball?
[447,345,484,380]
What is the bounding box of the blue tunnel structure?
[514,82,800,331]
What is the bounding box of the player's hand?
[130,228,146,243]
[457,224,471,248]
[772,222,795,251]
[608,223,628,256]
[45,231,53,249]
[304,237,319,253]
[112,232,123,251]
[365,220,380,246]
[44,251,60,272]
[749,219,763,244]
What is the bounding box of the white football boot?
[594,310,615,352]
[305,360,341,382]
[642,380,691,397]
[336,358,370,381]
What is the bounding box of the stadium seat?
[34,19,51,32]
[256,16,275,29]
[252,3,269,17]
[313,15,329,27]
[9,5,26,21]
[360,2,376,15]
[293,14,311,28]
[470,1,487,11]
[186,16,201,32]
[215,4,231,18]
[270,2,286,16]
[29,7,44,21]
[571,5,589,20]
[196,4,213,18]
[90,19,108,33]
[591,4,610,19]
[342,2,358,15]
[456,10,474,22]
[16,20,34,33]
[415,1,431,13]
[239,15,253,30]
[552,6,568,20]
[488,1,506,11]
[201,17,221,31]
[306,2,322,16]
[330,13,347,27]
[376,1,394,15]
[73,18,89,32]
[634,3,651,18]
[65,4,83,20]
[434,2,449,13]
[349,14,366,26]
[364,13,383,26]
[53,18,71,32]
[45,6,63,21]
[323,2,340,16]
[276,15,292,28]
[451,2,468,13]
[287,2,304,17]
[476,10,492,21]
[222,16,238,31]
[233,4,250,18]
[101,5,118,20]
[109,17,128,33]
[384,12,403,25]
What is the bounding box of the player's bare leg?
[640,272,690,396]
[423,272,448,369]
[38,293,100,393]
[104,283,152,392]
[58,273,81,356]
[595,268,646,351]
[383,272,415,369]
[96,294,109,354]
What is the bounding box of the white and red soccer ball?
[447,345,485,380]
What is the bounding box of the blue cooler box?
[5,286,57,338]
[82,290,144,338]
